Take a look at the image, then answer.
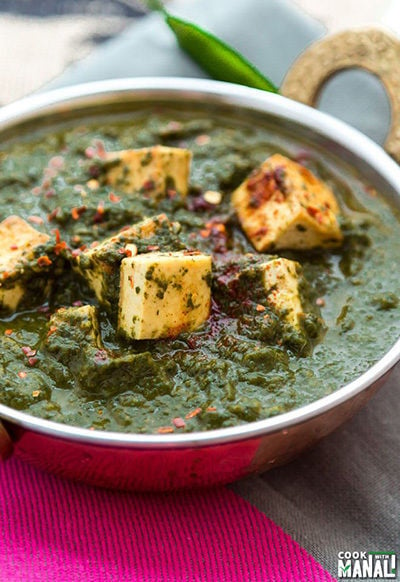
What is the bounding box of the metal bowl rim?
[0,76,399,448]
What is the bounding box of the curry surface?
[0,109,399,433]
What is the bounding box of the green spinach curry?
[0,109,399,433]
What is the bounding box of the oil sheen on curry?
[0,110,399,434]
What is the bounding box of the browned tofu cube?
[232,154,343,251]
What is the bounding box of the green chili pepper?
[145,1,278,93]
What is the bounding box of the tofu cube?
[0,216,51,313]
[118,251,212,339]
[105,145,192,199]
[73,214,181,314]
[261,258,303,328]
[232,154,343,251]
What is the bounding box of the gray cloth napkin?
[49,0,399,575]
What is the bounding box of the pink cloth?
[0,458,335,581]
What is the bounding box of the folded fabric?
[48,0,323,88]
[48,0,390,143]
[1,457,335,582]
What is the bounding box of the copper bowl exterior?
[0,78,399,491]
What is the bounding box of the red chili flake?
[47,208,60,222]
[118,248,131,256]
[187,195,214,212]
[28,357,38,367]
[207,221,225,234]
[28,215,44,225]
[316,297,326,307]
[85,146,95,159]
[186,337,198,349]
[73,300,83,307]
[71,248,82,258]
[90,241,99,249]
[306,205,318,217]
[185,407,202,420]
[37,255,52,267]
[183,250,201,256]
[41,178,52,190]
[108,192,121,203]
[52,229,61,243]
[10,245,18,251]
[206,406,217,412]
[172,417,186,429]
[88,164,101,179]
[94,139,107,159]
[71,235,81,244]
[295,150,312,165]
[364,185,377,197]
[47,326,57,337]
[54,241,68,255]
[22,346,36,357]
[157,426,174,434]
[306,206,324,223]
[146,245,160,252]
[163,121,182,133]
[18,371,27,379]
[195,134,210,146]
[256,304,266,312]
[31,186,42,196]
[71,206,87,220]
[253,227,268,239]
[4,329,13,336]
[128,275,134,289]
[49,156,64,169]
[43,167,57,179]
[93,201,105,224]
[247,167,287,208]
[94,349,108,364]
[142,179,155,191]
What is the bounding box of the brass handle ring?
[281,28,400,163]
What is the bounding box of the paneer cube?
[73,214,181,315]
[0,216,51,313]
[232,154,343,251]
[261,258,303,328]
[105,145,192,199]
[118,251,212,339]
